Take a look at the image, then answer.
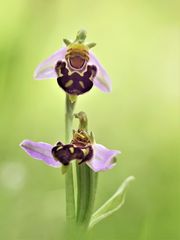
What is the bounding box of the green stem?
[85,170,98,226]
[65,94,76,143]
[77,165,98,228]
[65,94,76,226]
[75,112,98,229]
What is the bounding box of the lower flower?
[20,130,120,172]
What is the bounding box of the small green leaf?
[63,38,72,46]
[86,42,96,49]
[89,176,135,229]
[75,29,87,43]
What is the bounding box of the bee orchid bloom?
[20,137,120,172]
[34,31,112,95]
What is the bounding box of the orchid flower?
[34,30,112,95]
[20,129,120,172]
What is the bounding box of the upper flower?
[34,30,112,95]
[20,129,120,172]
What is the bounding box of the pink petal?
[86,144,120,172]
[20,140,61,168]
[34,47,67,80]
[89,52,112,93]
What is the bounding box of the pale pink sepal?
[89,52,112,93]
[20,140,61,168]
[86,144,120,172]
[34,47,67,80]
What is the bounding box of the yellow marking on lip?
[76,71,85,77]
[79,81,85,89]
[56,146,63,151]
[89,72,96,81]
[67,70,73,76]
[89,75,93,81]
[69,147,74,154]
[85,148,89,155]
[56,67,63,77]
[81,149,86,155]
[81,148,89,156]
[65,80,73,88]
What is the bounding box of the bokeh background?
[0,0,179,239]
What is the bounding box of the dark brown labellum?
[51,142,93,166]
[55,61,97,95]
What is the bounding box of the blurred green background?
[0,0,179,239]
